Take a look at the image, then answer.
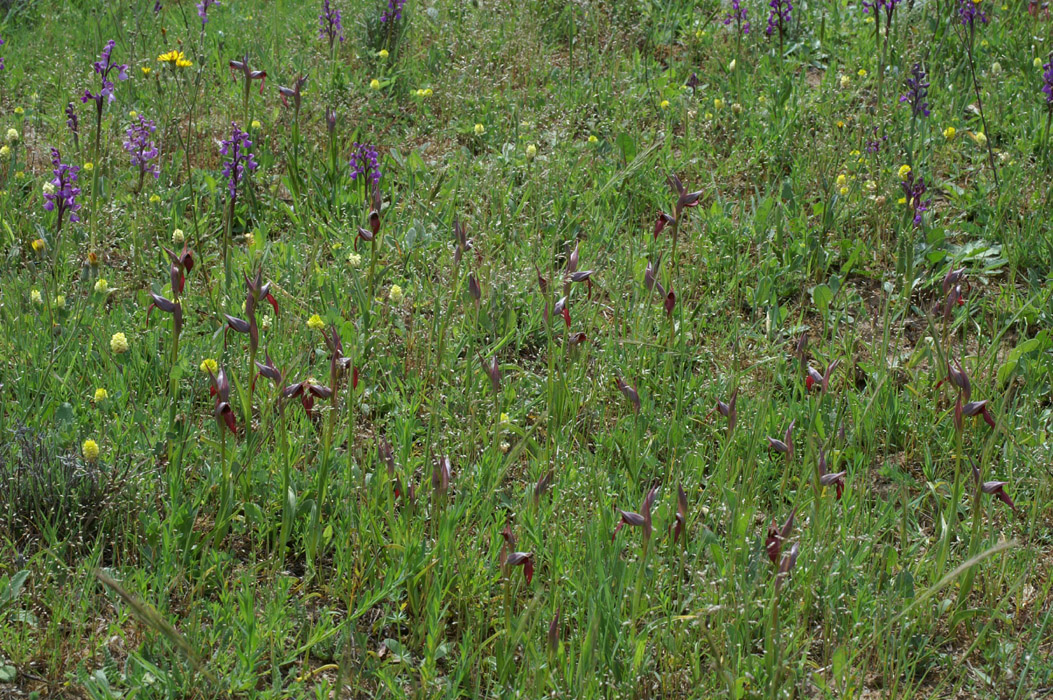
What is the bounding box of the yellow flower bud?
[370,78,381,90]
[110,332,129,354]
[389,284,404,304]
[82,439,100,462]
[307,314,325,330]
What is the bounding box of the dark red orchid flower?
[454,218,473,265]
[765,508,795,565]
[255,353,283,388]
[805,360,839,394]
[972,462,1019,515]
[552,296,571,328]
[229,56,267,93]
[548,608,560,653]
[282,379,332,415]
[468,274,481,303]
[505,551,535,584]
[940,359,972,401]
[533,262,548,295]
[767,419,795,464]
[654,212,675,240]
[817,448,846,499]
[942,266,966,295]
[671,484,689,545]
[208,367,237,434]
[667,173,703,218]
[245,268,279,316]
[644,255,662,294]
[162,244,195,296]
[613,486,657,544]
[664,289,676,317]
[616,376,641,413]
[569,270,594,299]
[147,293,182,336]
[943,284,964,322]
[568,331,587,347]
[322,323,353,383]
[277,74,308,112]
[369,181,382,237]
[794,333,809,369]
[355,226,374,251]
[955,396,996,430]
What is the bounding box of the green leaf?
[996,331,1050,387]
[811,284,834,315]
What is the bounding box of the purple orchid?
[220,122,258,200]
[81,40,128,114]
[197,0,220,27]
[319,0,345,48]
[123,115,160,191]
[42,148,82,233]
[900,63,930,118]
[349,142,381,185]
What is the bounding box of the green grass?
[1,0,1052,697]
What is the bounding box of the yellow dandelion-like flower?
[94,388,109,402]
[897,196,908,205]
[660,99,670,110]
[158,50,191,67]
[389,284,404,304]
[857,69,867,78]
[423,88,433,96]
[588,135,598,144]
[82,439,100,462]
[110,332,129,354]
[129,111,138,119]
[370,78,381,90]
[898,164,912,180]
[142,66,152,76]
[176,57,193,68]
[30,289,42,304]
[83,162,94,172]
[307,314,325,330]
[251,119,262,129]
[836,120,845,129]
[378,49,389,58]
[474,123,485,135]
[31,238,46,253]
[943,126,956,140]
[200,358,218,374]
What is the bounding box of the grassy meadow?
[1,0,1053,696]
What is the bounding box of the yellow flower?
[1035,57,1044,68]
[172,228,185,245]
[15,171,24,179]
[836,120,845,129]
[110,332,129,354]
[6,128,18,143]
[660,99,670,109]
[840,75,851,89]
[857,69,867,78]
[347,252,362,267]
[389,284,404,304]
[695,29,706,39]
[378,49,389,58]
[897,196,907,205]
[30,289,42,305]
[158,50,191,67]
[423,88,433,96]
[0,146,10,158]
[55,295,65,309]
[526,143,537,159]
[83,162,94,172]
[713,98,725,110]
[971,131,987,146]
[836,174,847,187]
[14,107,23,114]
[94,388,109,402]
[176,57,193,68]
[839,186,849,196]
[898,164,912,180]
[129,111,138,119]
[588,135,598,144]
[200,358,218,374]
[415,89,424,97]
[142,66,152,76]
[31,238,46,253]
[251,119,262,129]
[82,439,100,462]
[149,194,161,203]
[370,78,381,90]
[943,126,956,140]
[729,59,737,71]
[307,314,325,330]
[474,123,485,135]
[244,232,255,246]
[499,412,511,426]
[704,112,713,119]
[94,278,109,294]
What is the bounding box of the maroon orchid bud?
[214,401,237,434]
[765,508,795,565]
[942,266,966,295]
[805,366,824,392]
[822,360,839,394]
[548,608,560,653]
[568,331,587,346]
[672,484,689,545]
[379,437,395,477]
[667,173,703,215]
[147,294,182,336]
[767,437,789,454]
[817,448,846,499]
[795,333,808,367]
[654,212,674,240]
[433,456,452,496]
[499,524,517,565]
[616,376,641,413]
[716,389,738,434]
[644,255,662,293]
[943,284,962,322]
[468,274,481,303]
[946,360,971,402]
[534,470,554,502]
[612,509,646,540]
[533,263,548,295]
[567,243,579,275]
[480,355,501,394]
[505,551,534,584]
[664,290,676,317]
[775,542,800,589]
[224,314,251,335]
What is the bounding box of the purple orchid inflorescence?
[900,63,930,118]
[220,122,258,200]
[349,142,381,184]
[124,115,160,182]
[380,0,406,23]
[81,40,128,113]
[1042,57,1053,105]
[765,0,792,38]
[958,0,988,26]
[319,0,345,48]
[43,148,82,232]
[66,103,80,148]
[197,0,220,27]
[901,171,931,227]
[723,0,750,34]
